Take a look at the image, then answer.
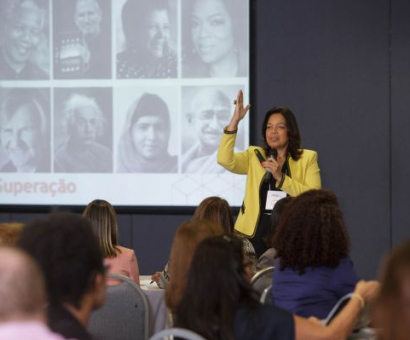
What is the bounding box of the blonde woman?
[83,199,140,285]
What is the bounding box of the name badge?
[265,191,287,210]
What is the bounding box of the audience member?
[175,234,379,340]
[193,196,257,267]
[54,93,112,173]
[272,189,359,319]
[372,239,410,340]
[0,222,24,246]
[151,196,255,288]
[258,196,292,269]
[0,0,49,80]
[117,0,177,78]
[18,212,106,340]
[165,219,223,313]
[83,199,140,286]
[0,247,65,340]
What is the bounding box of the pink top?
[0,321,66,340]
[104,245,140,286]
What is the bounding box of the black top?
[234,303,295,340]
[47,304,92,340]
[259,157,289,214]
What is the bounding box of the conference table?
[140,276,168,337]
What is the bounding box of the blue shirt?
[272,257,359,319]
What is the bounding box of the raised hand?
[227,89,250,131]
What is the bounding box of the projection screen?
[0,0,250,207]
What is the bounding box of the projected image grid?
[0,0,249,206]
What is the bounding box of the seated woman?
[151,196,255,288]
[83,199,140,285]
[175,235,379,340]
[272,189,359,319]
[194,196,257,267]
[372,239,410,340]
[164,219,223,313]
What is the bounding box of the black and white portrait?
[0,0,49,80]
[116,0,177,79]
[182,0,248,78]
[116,88,178,173]
[53,0,111,79]
[54,88,113,173]
[0,88,50,172]
[181,86,244,173]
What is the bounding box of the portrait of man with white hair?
[181,86,244,173]
[54,89,112,173]
[53,0,111,79]
[0,88,50,172]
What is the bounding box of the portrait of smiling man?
[0,0,49,80]
[0,88,50,173]
[181,86,242,173]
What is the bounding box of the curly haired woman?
[272,189,359,319]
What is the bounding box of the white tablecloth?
[140,276,168,337]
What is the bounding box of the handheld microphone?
[264,149,277,181]
[254,149,277,182]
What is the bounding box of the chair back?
[260,284,273,304]
[251,266,274,296]
[88,273,149,340]
[323,293,371,331]
[149,328,205,340]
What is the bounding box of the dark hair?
[193,196,234,234]
[122,0,169,46]
[182,0,248,55]
[129,93,170,133]
[175,235,257,340]
[372,239,410,340]
[263,196,292,248]
[165,219,224,312]
[262,106,302,160]
[83,199,120,258]
[273,190,350,274]
[18,212,104,309]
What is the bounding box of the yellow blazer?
[217,131,321,237]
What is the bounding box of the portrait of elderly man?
[54,91,112,173]
[0,0,49,80]
[53,0,111,79]
[182,87,240,173]
[0,89,50,173]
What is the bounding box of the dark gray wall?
[1,0,408,279]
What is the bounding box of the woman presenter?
[217,90,321,256]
